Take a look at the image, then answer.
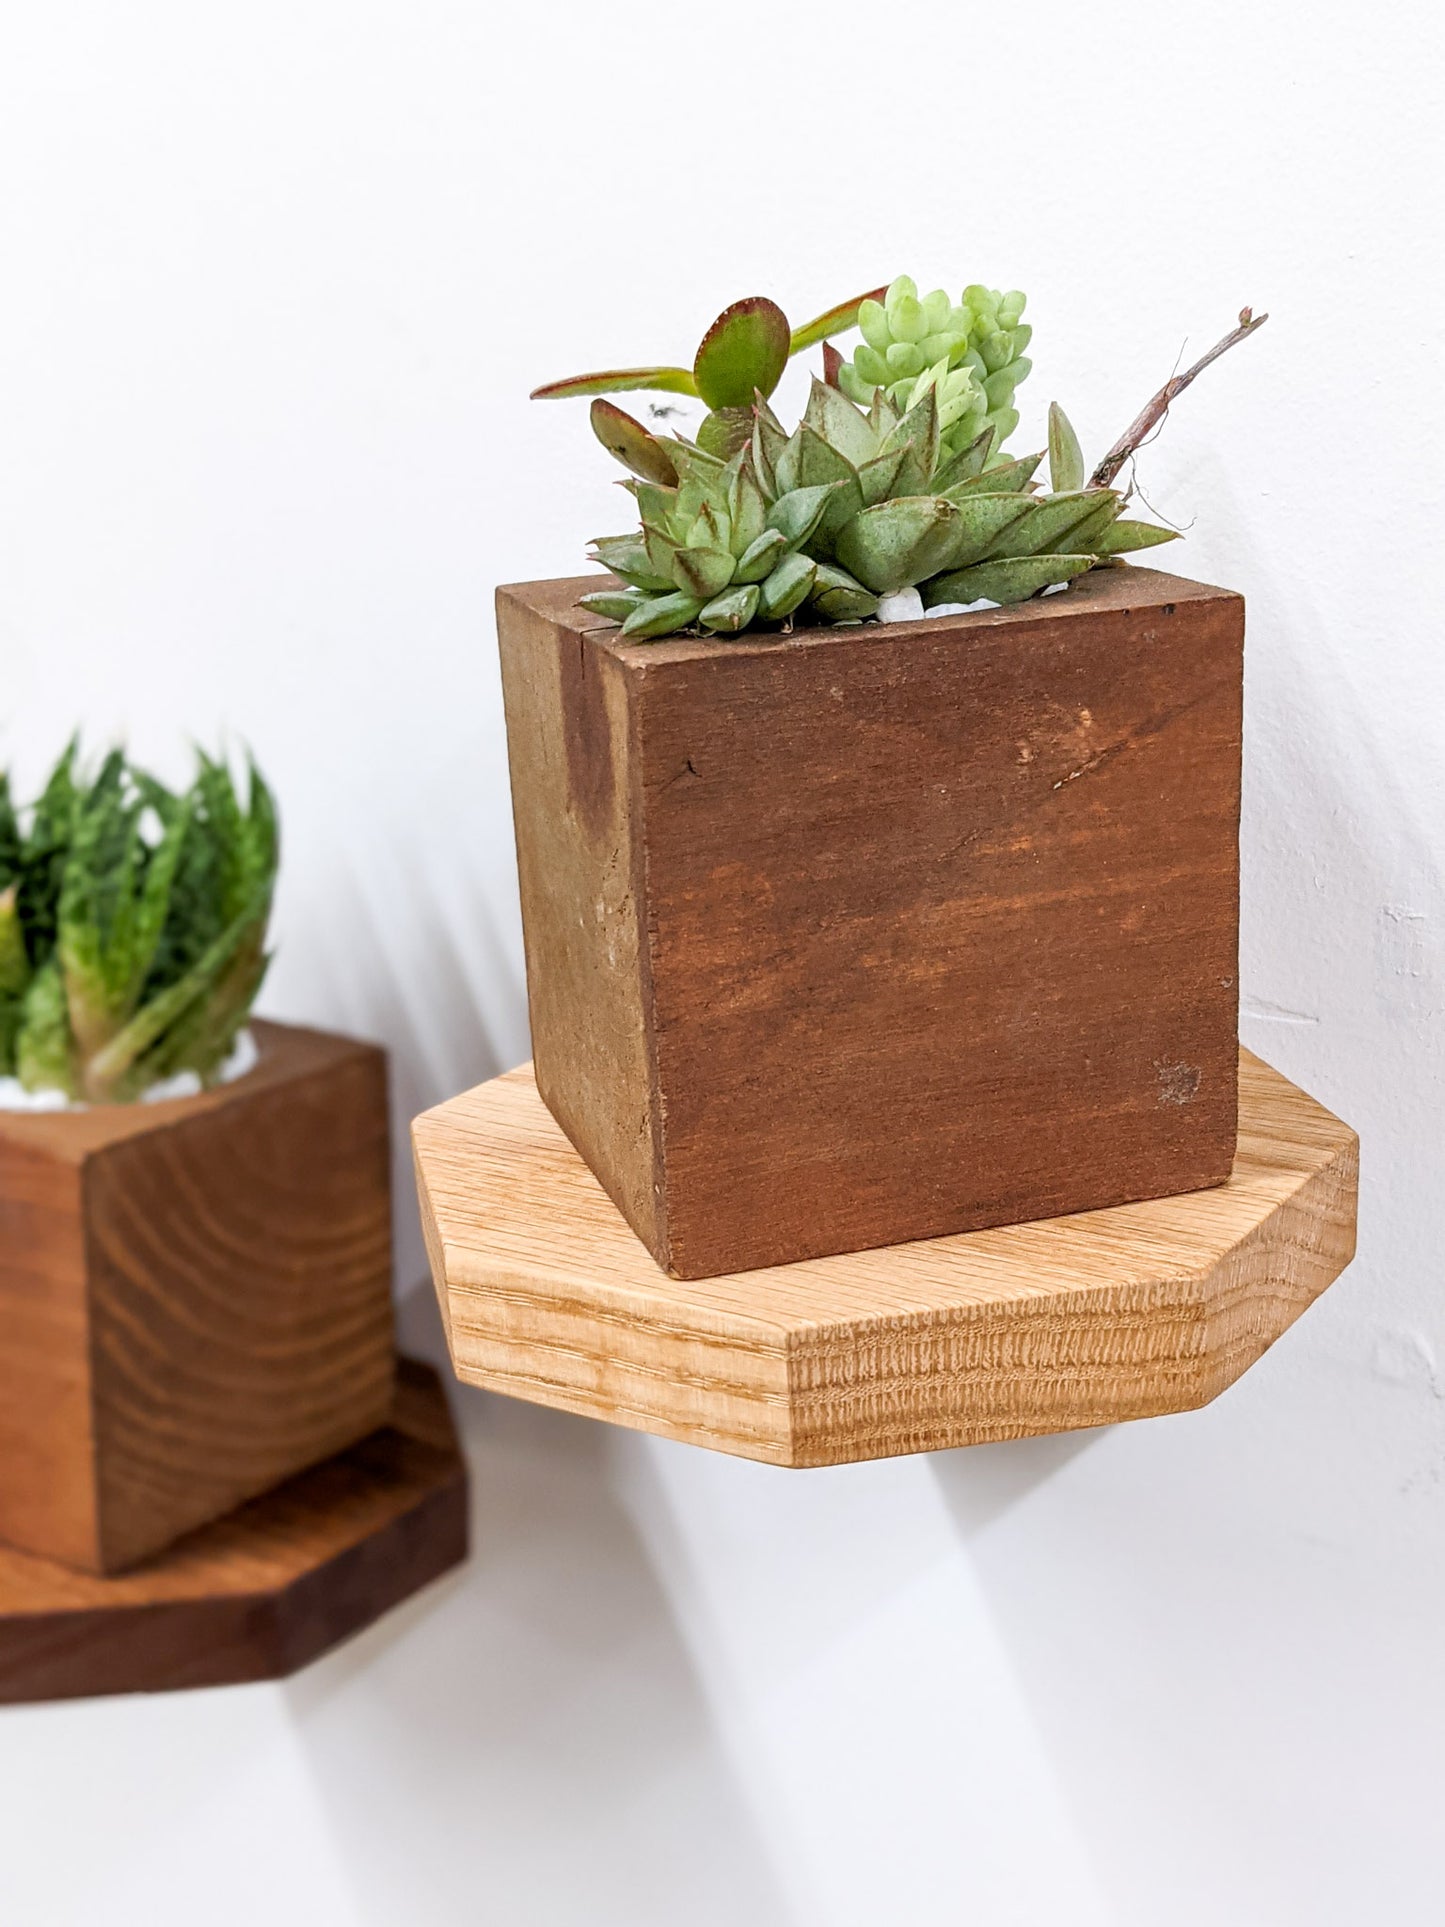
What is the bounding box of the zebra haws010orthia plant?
[0,742,278,1104]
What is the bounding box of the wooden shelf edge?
[0,1359,469,1706]
[416,1052,1359,1467]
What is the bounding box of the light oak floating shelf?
[0,1361,467,1705]
[415,1052,1358,1468]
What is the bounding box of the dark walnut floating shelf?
[0,1361,467,1705]
[415,1054,1358,1467]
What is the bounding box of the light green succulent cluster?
[0,744,277,1104]
[582,441,844,638]
[838,278,1031,465]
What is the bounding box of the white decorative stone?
[876,588,926,624]
[0,1026,260,1112]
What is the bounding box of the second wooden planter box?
[498,565,1244,1279]
[0,1020,395,1573]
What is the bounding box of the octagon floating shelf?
[0,1361,467,1705]
[415,1052,1358,1467]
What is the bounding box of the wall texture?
[2,4,1442,1921]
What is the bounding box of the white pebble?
[924,598,1001,617]
[876,588,926,624]
[0,1026,261,1112]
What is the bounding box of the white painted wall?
[1,3,1441,1920]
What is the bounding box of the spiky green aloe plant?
[836,278,1032,466]
[0,743,278,1104]
[582,440,839,637]
[532,285,885,471]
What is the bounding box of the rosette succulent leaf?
[0,745,278,1103]
[772,377,1178,605]
[581,440,836,639]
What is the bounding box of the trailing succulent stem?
[0,745,278,1103]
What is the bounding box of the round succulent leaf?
[925,554,1093,607]
[734,528,787,584]
[696,406,755,460]
[1095,519,1181,555]
[982,368,1021,413]
[757,552,816,620]
[621,591,706,639]
[589,400,680,484]
[699,583,760,633]
[853,344,889,387]
[579,590,650,624]
[886,341,925,379]
[857,298,891,353]
[672,544,736,600]
[693,298,791,410]
[835,496,963,596]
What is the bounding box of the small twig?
[1090,308,1268,489]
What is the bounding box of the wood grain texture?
[0,1020,396,1574]
[498,567,1245,1279]
[0,1360,467,1705]
[414,1050,1358,1468]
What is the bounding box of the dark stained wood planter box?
[0,1020,396,1574]
[497,566,1244,1280]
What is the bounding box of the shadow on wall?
[281,1284,797,1927]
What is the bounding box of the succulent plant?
[581,440,838,638]
[574,300,1266,639]
[837,278,1031,465]
[532,286,885,473]
[749,377,1174,609]
[0,743,278,1103]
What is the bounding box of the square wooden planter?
[498,565,1244,1280]
[0,1019,396,1574]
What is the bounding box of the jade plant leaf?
[530,366,699,401]
[693,298,791,411]
[788,286,889,356]
[589,400,679,485]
